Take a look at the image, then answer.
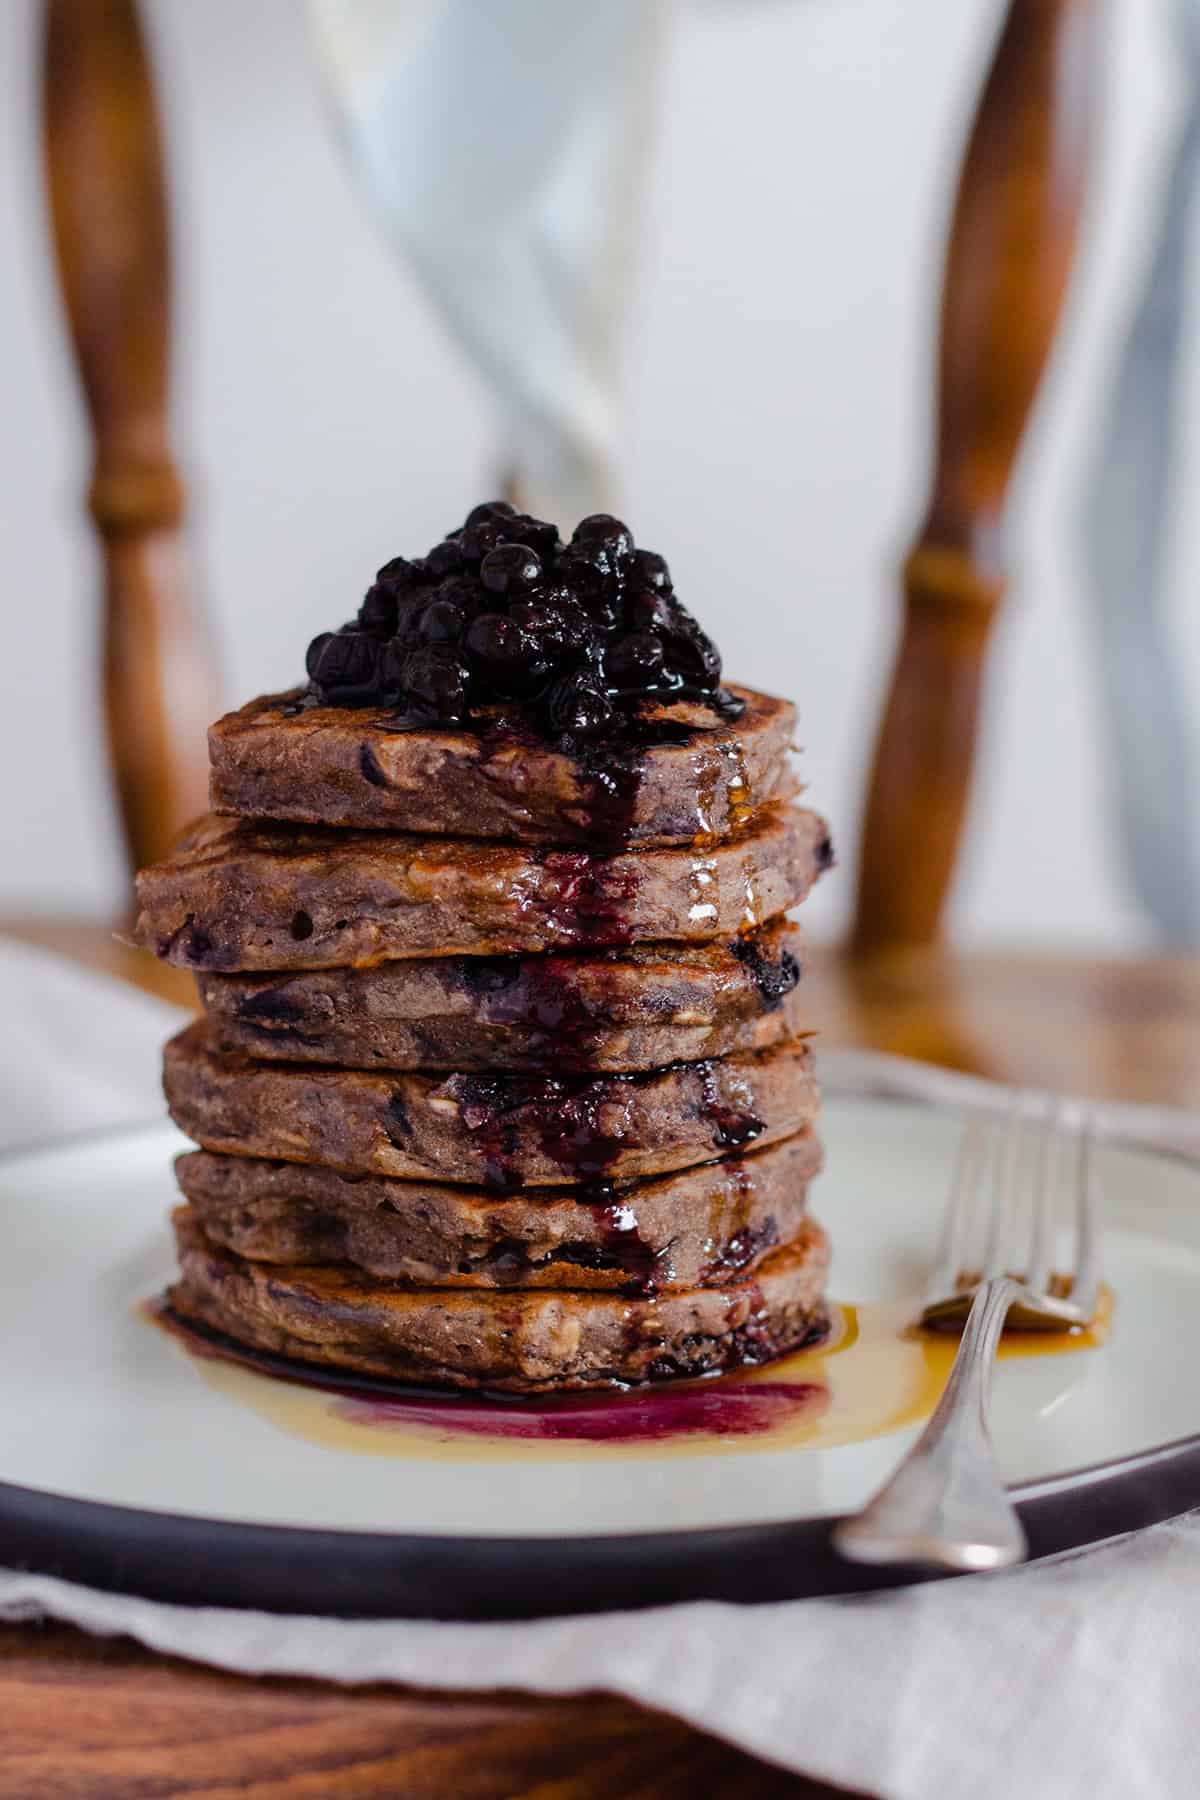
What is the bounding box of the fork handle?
[832,1277,1027,1572]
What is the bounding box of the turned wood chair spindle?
[41,0,216,887]
[851,0,1101,958]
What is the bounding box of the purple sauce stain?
[149,1302,831,1448]
[335,1376,829,1444]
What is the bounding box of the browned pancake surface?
[164,1024,820,1188]
[209,684,797,847]
[135,805,830,973]
[175,1128,822,1291]
[170,1209,830,1391]
[196,921,806,1072]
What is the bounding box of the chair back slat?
[41,0,216,888]
[851,0,1100,955]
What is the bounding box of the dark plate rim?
[3,1112,1199,1618]
[3,1427,1200,1619]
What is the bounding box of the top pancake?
[208,684,797,847]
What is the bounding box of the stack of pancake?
[134,525,834,1394]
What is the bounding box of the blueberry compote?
[305,503,739,741]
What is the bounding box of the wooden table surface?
[2,919,1197,1799]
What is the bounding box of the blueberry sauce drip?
[588,1184,670,1293]
[486,1235,655,1286]
[478,1192,666,1295]
[536,1086,628,1179]
[693,1060,765,1150]
[454,1071,632,1192]
[526,849,642,948]
[729,934,801,1012]
[704,1216,780,1279]
[453,1057,766,1220]
[302,503,737,757]
[462,954,608,1070]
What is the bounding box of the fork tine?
[1024,1097,1059,1293]
[925,1116,985,1305]
[981,1096,1024,1279]
[1070,1112,1104,1316]
[923,1092,1103,1333]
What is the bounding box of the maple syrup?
[145,1290,1111,1466]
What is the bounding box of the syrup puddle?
[144,1293,1111,1464]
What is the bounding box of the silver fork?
[833,1098,1104,1572]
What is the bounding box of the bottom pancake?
[169,1209,830,1393]
[174,1129,823,1293]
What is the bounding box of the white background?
[1,0,1194,947]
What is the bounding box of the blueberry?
[418,597,467,644]
[501,512,561,558]
[308,629,381,704]
[392,591,433,643]
[480,543,542,597]
[375,554,427,590]
[510,592,594,658]
[358,582,398,638]
[464,500,516,530]
[558,554,621,629]
[460,520,506,563]
[391,585,472,649]
[570,514,634,577]
[377,638,407,701]
[630,548,672,593]
[305,631,334,684]
[435,575,484,618]
[304,507,728,732]
[605,629,664,691]
[627,587,681,635]
[465,612,551,694]
[399,646,472,722]
[664,612,722,691]
[545,672,614,737]
[426,536,465,578]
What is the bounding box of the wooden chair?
[38,0,1097,923]
[21,0,1195,1094]
[8,6,1200,1795]
[853,0,1099,959]
[41,0,216,883]
[840,0,1104,1074]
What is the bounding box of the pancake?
[174,1128,823,1292]
[196,921,805,1073]
[208,684,797,848]
[135,804,831,973]
[163,1024,820,1188]
[169,1208,831,1392]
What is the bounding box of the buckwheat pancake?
[135,805,831,973]
[196,922,806,1073]
[169,1208,831,1392]
[209,684,798,848]
[163,1025,820,1188]
[174,1128,823,1292]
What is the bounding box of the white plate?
[2,1095,1199,1617]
